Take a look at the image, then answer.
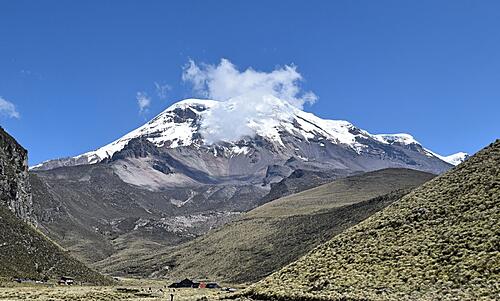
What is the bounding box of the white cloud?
[136,92,151,114]
[0,97,20,119]
[182,58,317,108]
[181,59,318,144]
[154,81,171,100]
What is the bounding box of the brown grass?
[245,140,500,301]
[0,279,233,301]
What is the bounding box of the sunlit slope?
[95,168,434,283]
[247,140,500,301]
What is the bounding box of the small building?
[168,278,196,288]
[168,278,220,289]
[58,276,74,285]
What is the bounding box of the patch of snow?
[296,155,309,161]
[372,133,420,145]
[29,163,43,170]
[372,133,468,165]
[426,150,469,166]
[231,146,251,155]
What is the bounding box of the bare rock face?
[0,127,33,223]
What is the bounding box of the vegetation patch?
[0,204,111,285]
[245,140,500,301]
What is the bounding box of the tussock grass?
[245,140,500,301]
[0,205,110,284]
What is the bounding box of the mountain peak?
[31,97,463,171]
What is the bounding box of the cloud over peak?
[181,59,318,144]
[182,58,317,109]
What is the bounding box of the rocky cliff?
[0,127,33,223]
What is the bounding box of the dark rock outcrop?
[0,127,33,223]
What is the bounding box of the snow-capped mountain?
[29,97,467,264]
[31,97,467,172]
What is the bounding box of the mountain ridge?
[31,97,466,171]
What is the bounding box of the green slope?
[95,168,434,283]
[0,205,110,284]
[246,140,500,301]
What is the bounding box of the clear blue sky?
[1,1,498,165]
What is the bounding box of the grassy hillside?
[0,200,111,284]
[95,168,434,283]
[246,140,500,301]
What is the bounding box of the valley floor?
[0,279,238,301]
